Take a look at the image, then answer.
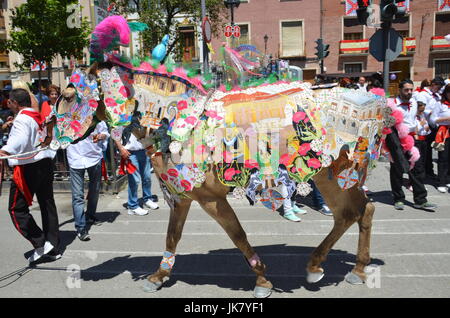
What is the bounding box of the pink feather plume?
[93,16,130,50]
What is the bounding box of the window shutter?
[281,21,303,57]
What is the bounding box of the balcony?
[401,37,416,55]
[431,36,450,51]
[339,39,369,55]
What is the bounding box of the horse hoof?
[142,280,163,293]
[306,270,324,283]
[345,272,364,285]
[253,286,272,298]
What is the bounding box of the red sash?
[118,158,137,175]
[13,165,33,206]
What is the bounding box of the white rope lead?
[0,146,49,160]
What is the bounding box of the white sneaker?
[437,186,448,193]
[128,207,149,216]
[144,200,159,210]
[28,246,45,264]
[43,241,54,255]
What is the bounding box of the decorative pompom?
[400,135,414,151]
[194,170,206,186]
[169,141,182,154]
[233,187,246,200]
[391,110,404,125]
[297,182,313,197]
[409,146,420,163]
[320,154,332,168]
[397,124,409,139]
[386,97,397,110]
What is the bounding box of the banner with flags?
[438,0,450,12]
[30,61,46,71]
[397,0,410,12]
[345,0,358,16]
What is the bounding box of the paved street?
[0,161,449,298]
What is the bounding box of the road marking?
[30,267,450,279]
[87,231,450,236]
[88,218,450,224]
[64,250,450,257]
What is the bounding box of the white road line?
[87,231,450,236]
[64,250,450,257]
[30,268,450,279]
[91,218,450,224]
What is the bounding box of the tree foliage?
[1,0,91,71]
[111,0,227,61]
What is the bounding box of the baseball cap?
[2,85,12,91]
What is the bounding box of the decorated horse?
[49,16,398,298]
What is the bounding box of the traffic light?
[315,39,330,60]
[356,0,372,25]
[380,0,407,22]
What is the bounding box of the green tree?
[0,0,91,100]
[111,0,227,62]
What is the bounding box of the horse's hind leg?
[306,212,358,284]
[345,202,376,285]
[198,198,273,298]
[143,199,192,292]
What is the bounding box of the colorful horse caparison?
[51,16,395,298]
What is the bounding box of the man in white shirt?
[115,113,159,215]
[0,88,59,264]
[357,77,367,91]
[386,80,436,212]
[67,121,110,241]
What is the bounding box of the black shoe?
[87,216,102,226]
[77,230,90,241]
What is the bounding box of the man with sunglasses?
[0,88,59,264]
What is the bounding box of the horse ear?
[330,145,353,177]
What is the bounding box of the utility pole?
[320,0,323,74]
[201,0,209,74]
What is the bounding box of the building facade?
[210,0,322,82]
[210,0,450,87]
[324,0,450,92]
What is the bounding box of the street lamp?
[224,0,240,25]
[264,34,268,56]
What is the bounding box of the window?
[435,60,450,79]
[435,13,450,37]
[281,21,304,57]
[344,63,363,73]
[170,81,177,93]
[228,23,249,47]
[159,80,165,91]
[343,17,363,40]
[392,15,409,37]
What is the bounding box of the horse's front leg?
[143,198,192,293]
[198,198,273,298]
